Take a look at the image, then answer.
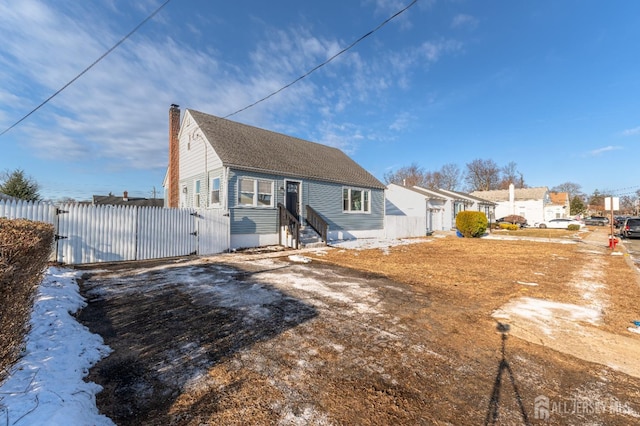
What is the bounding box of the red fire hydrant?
[609,235,618,249]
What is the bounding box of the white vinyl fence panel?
[0,200,230,265]
[196,209,230,255]
[56,204,138,264]
[0,200,57,223]
[136,206,197,261]
[384,215,427,239]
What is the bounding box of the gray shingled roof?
[188,109,385,189]
[93,195,164,207]
[440,189,496,205]
[400,185,446,200]
[470,187,548,202]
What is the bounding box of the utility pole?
[605,196,619,249]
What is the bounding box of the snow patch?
[329,237,431,250]
[493,297,603,337]
[0,267,114,426]
[516,281,538,286]
[288,255,311,263]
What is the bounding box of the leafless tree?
[551,182,583,201]
[439,163,461,190]
[464,159,500,191]
[422,171,443,190]
[383,163,426,187]
[498,161,526,189]
[619,195,636,214]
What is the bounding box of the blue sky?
[1,0,639,202]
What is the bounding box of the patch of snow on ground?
[288,255,312,263]
[256,267,381,314]
[493,297,603,335]
[516,281,538,286]
[571,255,608,312]
[329,237,431,250]
[483,234,578,244]
[0,267,113,426]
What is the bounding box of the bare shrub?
[0,218,54,382]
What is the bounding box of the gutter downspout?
[224,166,231,251]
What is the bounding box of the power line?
[224,0,418,119]
[0,0,174,137]
[603,185,640,196]
[2,0,416,134]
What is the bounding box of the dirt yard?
[76,227,640,425]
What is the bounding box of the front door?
[286,182,300,219]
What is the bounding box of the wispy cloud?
[0,0,449,171]
[419,39,464,62]
[451,14,479,30]
[389,112,413,132]
[621,126,640,136]
[588,145,622,156]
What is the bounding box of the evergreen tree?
[0,169,41,201]
[570,195,586,216]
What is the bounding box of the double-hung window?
[238,178,273,207]
[210,177,221,205]
[343,187,370,213]
[194,180,201,207]
[257,180,272,206]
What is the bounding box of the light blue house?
[164,105,386,249]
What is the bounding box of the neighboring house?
[163,105,386,249]
[93,191,164,207]
[546,192,570,220]
[470,184,550,225]
[386,184,495,231]
[385,183,447,233]
[438,189,496,222]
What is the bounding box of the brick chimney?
[168,104,181,208]
[123,191,128,202]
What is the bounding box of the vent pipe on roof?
[509,183,515,215]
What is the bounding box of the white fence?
[384,215,427,239]
[0,200,229,265]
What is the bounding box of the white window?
[194,180,201,207]
[210,177,221,205]
[343,187,370,213]
[238,178,273,207]
[257,180,272,206]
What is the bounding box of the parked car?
[495,215,528,227]
[583,216,609,226]
[537,218,585,229]
[614,216,629,227]
[620,217,640,238]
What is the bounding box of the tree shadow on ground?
[76,261,318,425]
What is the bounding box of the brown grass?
[78,228,640,425]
